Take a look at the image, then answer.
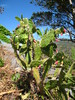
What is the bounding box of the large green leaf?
[41,43,57,57]
[14,27,25,35]
[30,60,43,68]
[28,19,36,33]
[45,80,57,90]
[34,43,42,60]
[18,34,28,43]
[13,35,19,43]
[32,67,41,84]
[0,25,12,36]
[41,29,55,47]
[21,14,23,20]
[20,21,25,26]
[23,18,29,26]
[0,33,10,43]
[43,58,53,80]
[55,28,61,35]
[19,45,27,54]
[37,28,42,37]
[49,46,53,57]
[15,16,21,21]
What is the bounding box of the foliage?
[30,0,75,41]
[0,57,4,67]
[0,16,75,99]
[0,6,4,14]
[11,73,20,81]
[0,25,11,43]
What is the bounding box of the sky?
[0,0,70,39]
[0,0,41,31]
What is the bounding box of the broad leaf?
[41,29,55,47]
[32,67,41,84]
[0,25,12,36]
[49,46,53,57]
[45,80,57,90]
[15,16,21,21]
[41,43,57,56]
[14,26,25,34]
[55,28,61,35]
[29,19,36,33]
[37,28,42,37]
[43,58,53,80]
[23,18,29,26]
[0,33,10,43]
[30,60,43,68]
[18,34,28,43]
[34,43,42,60]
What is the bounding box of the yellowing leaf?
[32,67,41,84]
[20,92,30,100]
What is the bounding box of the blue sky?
[0,0,42,31]
[0,0,69,39]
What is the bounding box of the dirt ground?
[0,44,22,100]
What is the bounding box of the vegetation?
[0,57,4,67]
[0,16,75,99]
[30,0,75,42]
[0,6,4,14]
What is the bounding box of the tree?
[0,6,4,14]
[30,0,75,42]
[0,1,4,14]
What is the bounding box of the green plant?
[0,15,75,100]
[0,57,4,67]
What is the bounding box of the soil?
[0,44,22,100]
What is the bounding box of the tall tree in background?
[30,0,75,42]
[0,0,4,14]
[0,6,4,14]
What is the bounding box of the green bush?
[0,15,75,100]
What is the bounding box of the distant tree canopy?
[30,0,75,42]
[0,6,4,14]
[0,1,4,14]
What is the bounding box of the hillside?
[56,40,75,58]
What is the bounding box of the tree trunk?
[72,7,75,28]
[69,0,75,28]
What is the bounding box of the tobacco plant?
[0,15,75,100]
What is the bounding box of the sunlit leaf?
[15,16,21,21]
[0,33,10,43]
[32,67,41,84]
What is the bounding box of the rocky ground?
[0,43,22,100]
[0,43,22,72]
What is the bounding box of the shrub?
[0,15,75,100]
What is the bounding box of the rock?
[0,43,22,72]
